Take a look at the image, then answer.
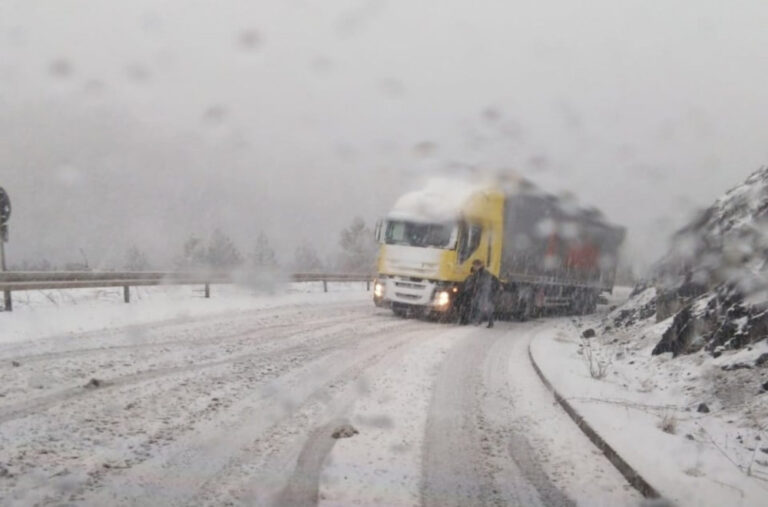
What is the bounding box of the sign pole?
[0,232,10,312]
[0,186,11,311]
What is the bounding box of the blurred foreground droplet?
[49,59,73,79]
[378,78,405,98]
[237,29,261,51]
[481,107,502,123]
[125,63,151,82]
[202,104,228,125]
[412,141,437,158]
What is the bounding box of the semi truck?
[372,176,625,320]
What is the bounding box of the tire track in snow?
[274,418,351,506]
[193,325,430,507]
[421,327,574,507]
[0,313,403,425]
[421,332,502,506]
[481,326,575,507]
[80,322,428,506]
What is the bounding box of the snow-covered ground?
[0,284,640,506]
[0,282,367,346]
[531,292,768,507]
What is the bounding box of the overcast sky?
[1,0,767,271]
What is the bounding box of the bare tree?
[124,246,151,271]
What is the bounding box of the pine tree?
[338,217,377,273]
[176,235,208,270]
[251,232,278,270]
[207,229,243,269]
[293,242,324,273]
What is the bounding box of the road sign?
[0,187,10,225]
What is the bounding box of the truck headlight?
[435,290,450,307]
[374,281,385,298]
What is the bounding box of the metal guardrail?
[0,271,373,311]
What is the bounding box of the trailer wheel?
[515,291,534,321]
[586,292,598,314]
[572,290,597,315]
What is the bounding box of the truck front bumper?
[373,276,456,313]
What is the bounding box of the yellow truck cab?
[373,178,506,318]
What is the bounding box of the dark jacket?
[466,267,501,314]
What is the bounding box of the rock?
[760,448,768,455]
[761,381,768,392]
[686,434,695,441]
[653,305,699,356]
[722,362,752,371]
[756,353,768,367]
[697,403,710,413]
[11,361,20,367]
[84,378,103,389]
[582,328,596,339]
[0,465,11,477]
[331,424,359,439]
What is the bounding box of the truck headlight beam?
[435,290,450,307]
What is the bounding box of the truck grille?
[394,281,426,289]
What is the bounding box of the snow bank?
[531,314,768,506]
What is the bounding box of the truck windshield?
[384,221,457,249]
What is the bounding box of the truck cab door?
[458,221,483,264]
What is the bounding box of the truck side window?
[459,223,482,263]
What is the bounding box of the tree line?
[14,217,379,274]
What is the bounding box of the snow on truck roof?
[388,177,502,222]
[387,174,624,233]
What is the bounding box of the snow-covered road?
[0,291,639,506]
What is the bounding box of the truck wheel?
[516,297,533,321]
[392,306,408,318]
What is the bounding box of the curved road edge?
[527,337,661,500]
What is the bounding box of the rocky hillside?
[619,166,768,357]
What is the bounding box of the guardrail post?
[366,280,370,291]
[204,283,210,298]
[123,285,130,303]
[323,280,328,293]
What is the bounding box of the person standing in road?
[467,259,501,328]
[457,262,479,324]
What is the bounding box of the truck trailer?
[372,177,625,320]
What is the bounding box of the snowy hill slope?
[638,166,768,356]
